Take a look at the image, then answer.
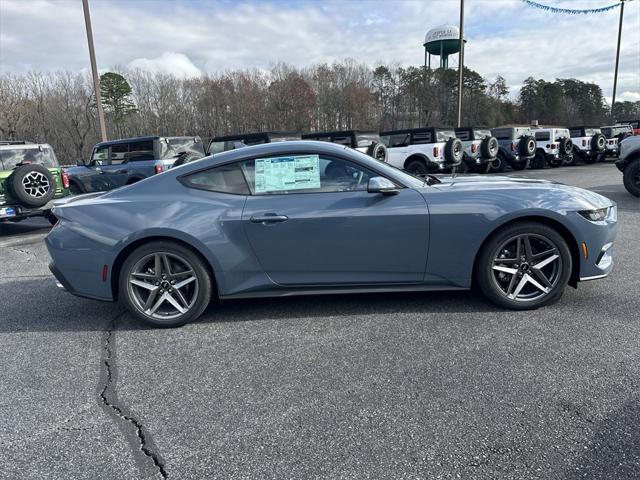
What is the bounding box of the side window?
[181,163,250,195]
[456,130,471,141]
[110,144,129,164]
[534,132,550,141]
[411,131,432,144]
[569,128,582,137]
[127,141,155,161]
[241,155,378,195]
[91,146,109,165]
[331,136,353,146]
[208,141,226,155]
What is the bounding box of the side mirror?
[367,176,399,195]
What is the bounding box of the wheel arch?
[472,215,581,289]
[110,235,218,301]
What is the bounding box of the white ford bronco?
[454,127,499,173]
[531,128,573,168]
[380,127,464,175]
[568,126,606,164]
[601,124,633,158]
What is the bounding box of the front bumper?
[0,199,57,220]
[572,207,617,282]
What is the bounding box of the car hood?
[427,175,614,210]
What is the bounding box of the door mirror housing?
[367,176,399,195]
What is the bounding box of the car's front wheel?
[476,222,572,310]
[623,159,640,197]
[119,241,213,327]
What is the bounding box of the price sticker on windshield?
[254,155,320,193]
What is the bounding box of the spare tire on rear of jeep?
[480,136,499,159]
[559,137,573,156]
[444,138,464,166]
[518,135,536,157]
[366,142,388,162]
[7,164,56,208]
[591,133,606,152]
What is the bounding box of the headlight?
[578,208,608,222]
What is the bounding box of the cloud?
[0,0,638,100]
[127,52,202,78]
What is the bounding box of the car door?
[240,153,429,286]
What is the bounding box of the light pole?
[82,0,107,142]
[611,0,626,120]
[456,0,465,127]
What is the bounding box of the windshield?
[436,130,455,142]
[348,148,425,188]
[355,133,380,148]
[0,146,58,169]
[161,138,204,159]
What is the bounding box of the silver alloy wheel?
[22,172,50,198]
[127,252,199,320]
[491,233,562,302]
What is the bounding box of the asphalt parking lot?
[1,163,638,480]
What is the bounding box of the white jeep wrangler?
[568,126,606,164]
[380,128,464,175]
[454,127,499,173]
[531,128,573,168]
[601,124,633,158]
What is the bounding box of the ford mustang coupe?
[46,141,617,327]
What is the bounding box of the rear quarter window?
[181,163,250,195]
[491,128,513,140]
[534,131,550,141]
[0,147,58,169]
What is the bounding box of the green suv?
[0,141,71,225]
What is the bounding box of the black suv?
[67,136,205,193]
[208,132,302,155]
[301,130,387,162]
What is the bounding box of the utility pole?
[82,0,107,142]
[611,0,625,120]
[456,0,465,127]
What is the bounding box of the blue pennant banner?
[522,0,621,14]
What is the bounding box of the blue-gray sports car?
[46,141,617,327]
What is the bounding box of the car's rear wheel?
[476,222,572,310]
[623,159,640,197]
[405,158,429,176]
[530,151,546,169]
[119,241,212,327]
[489,155,506,173]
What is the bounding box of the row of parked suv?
[1,121,638,225]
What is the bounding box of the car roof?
[0,142,52,150]
[379,127,452,136]
[301,130,379,138]
[94,136,200,148]
[211,131,300,142]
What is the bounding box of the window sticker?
[254,155,321,193]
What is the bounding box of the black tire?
[558,137,573,156]
[518,135,536,157]
[478,162,492,174]
[510,158,529,171]
[591,133,606,152]
[7,164,56,208]
[366,142,388,162]
[530,151,546,169]
[444,138,464,166]
[566,149,579,166]
[480,136,499,159]
[490,154,506,173]
[623,159,640,197]
[405,158,429,176]
[172,152,203,168]
[119,241,213,327]
[475,222,572,310]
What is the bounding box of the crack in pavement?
[99,311,168,479]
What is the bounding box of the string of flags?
[522,0,621,14]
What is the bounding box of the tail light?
[511,142,517,151]
[433,146,439,157]
[61,170,70,189]
[154,164,164,174]
[471,144,477,153]
[582,139,587,147]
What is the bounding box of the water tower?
[424,25,466,69]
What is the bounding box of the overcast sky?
[1,0,638,101]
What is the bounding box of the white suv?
[454,127,499,173]
[568,126,606,164]
[601,124,633,158]
[531,128,573,168]
[380,128,464,175]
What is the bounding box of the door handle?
[250,214,289,224]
